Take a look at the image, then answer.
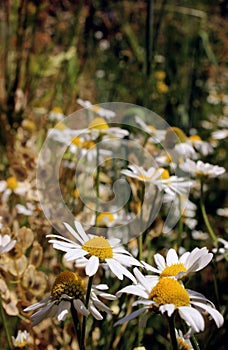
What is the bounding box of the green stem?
[177,194,183,250]
[167,314,178,350]
[80,276,94,350]
[190,334,200,350]
[71,302,81,346]
[200,180,218,246]
[95,140,101,226]
[0,296,13,349]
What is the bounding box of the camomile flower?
[142,247,213,280]
[77,98,116,119]
[0,177,30,202]
[0,233,16,254]
[121,165,192,196]
[180,159,225,178]
[12,330,29,348]
[115,268,224,336]
[24,271,116,326]
[47,221,140,282]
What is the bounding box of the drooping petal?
[114,307,147,326]
[86,255,99,276]
[191,301,224,328]
[178,306,205,333]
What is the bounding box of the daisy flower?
[115,268,224,336]
[0,177,30,202]
[142,247,213,280]
[24,271,116,326]
[121,165,192,196]
[77,98,116,119]
[47,221,140,283]
[0,233,16,254]
[180,159,226,178]
[12,330,29,348]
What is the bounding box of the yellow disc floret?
[6,176,18,190]
[160,263,187,279]
[82,236,113,261]
[149,278,190,307]
[96,212,115,226]
[88,117,109,130]
[51,271,86,301]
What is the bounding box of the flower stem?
[71,302,81,346]
[80,276,94,350]
[167,314,178,350]
[95,140,101,226]
[191,334,201,350]
[0,296,13,349]
[200,180,218,246]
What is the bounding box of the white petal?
[86,255,99,276]
[24,296,52,312]
[160,304,175,317]
[114,307,147,326]
[63,222,85,244]
[141,261,160,274]
[73,299,89,317]
[88,302,103,320]
[74,221,89,242]
[64,248,88,261]
[191,301,224,328]
[116,285,148,299]
[113,253,140,267]
[154,253,166,270]
[107,259,136,283]
[166,249,179,265]
[133,267,157,293]
[178,306,205,333]
[57,301,71,321]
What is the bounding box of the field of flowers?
[0,1,227,349]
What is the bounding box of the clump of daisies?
[115,247,224,346]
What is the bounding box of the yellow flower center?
[177,336,192,350]
[160,263,187,278]
[82,236,113,261]
[13,339,27,348]
[155,70,166,80]
[88,117,109,130]
[55,122,66,130]
[91,105,102,113]
[82,140,95,149]
[96,212,115,226]
[159,168,170,180]
[52,107,63,114]
[189,135,202,142]
[149,278,190,307]
[51,271,86,301]
[138,174,151,181]
[6,176,18,190]
[147,125,156,132]
[71,136,83,146]
[165,127,187,148]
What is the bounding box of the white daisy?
[141,247,213,280]
[121,165,164,182]
[115,268,224,336]
[180,159,226,178]
[212,129,228,140]
[24,271,116,326]
[0,177,30,202]
[0,234,16,254]
[77,99,116,119]
[12,330,29,348]
[47,221,140,283]
[121,165,192,196]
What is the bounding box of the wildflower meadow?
[0,1,227,350]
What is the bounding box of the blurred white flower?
[0,234,16,254]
